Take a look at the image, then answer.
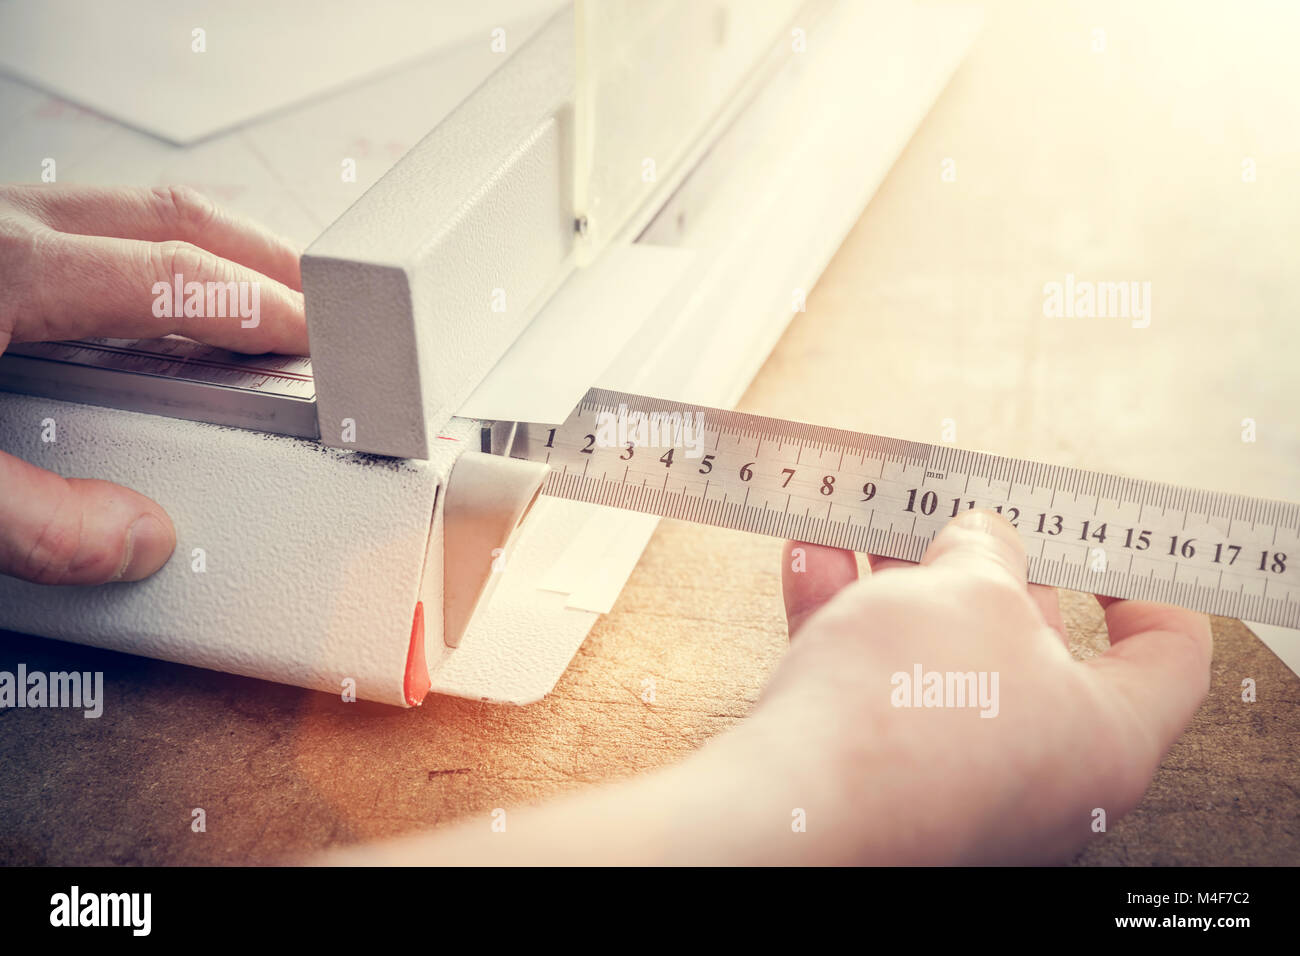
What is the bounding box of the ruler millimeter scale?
[0,338,319,439]
[511,388,1300,629]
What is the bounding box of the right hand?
[753,509,1213,863]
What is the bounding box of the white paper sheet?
[1245,623,1300,680]
[538,502,661,613]
[0,0,563,144]
[566,513,662,613]
[0,21,551,248]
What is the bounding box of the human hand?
[324,510,1211,867]
[743,509,1213,863]
[0,184,308,585]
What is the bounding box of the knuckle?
[954,560,1016,594]
[0,220,56,343]
[152,238,211,282]
[955,564,1036,614]
[155,185,216,235]
[20,497,99,585]
[0,184,41,218]
[0,212,45,267]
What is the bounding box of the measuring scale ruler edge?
[0,340,320,440]
[508,387,1300,630]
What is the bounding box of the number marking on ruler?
[512,388,1300,628]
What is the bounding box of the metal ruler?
[511,387,1300,629]
[2,340,1295,628]
[0,337,319,439]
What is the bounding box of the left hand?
[0,184,308,586]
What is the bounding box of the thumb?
[921,508,1028,588]
[0,450,175,585]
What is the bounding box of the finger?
[21,230,308,354]
[1029,582,1068,644]
[781,540,858,639]
[920,509,1028,588]
[0,450,175,585]
[1086,596,1213,755]
[1095,593,1211,649]
[866,552,913,574]
[872,548,1063,641]
[15,185,302,290]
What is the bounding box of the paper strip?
[1245,622,1300,680]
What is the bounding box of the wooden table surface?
[2,0,1297,865]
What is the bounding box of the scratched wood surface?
[1,0,1297,864]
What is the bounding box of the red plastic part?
[403,601,431,706]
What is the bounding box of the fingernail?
[114,515,175,582]
[954,509,996,533]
